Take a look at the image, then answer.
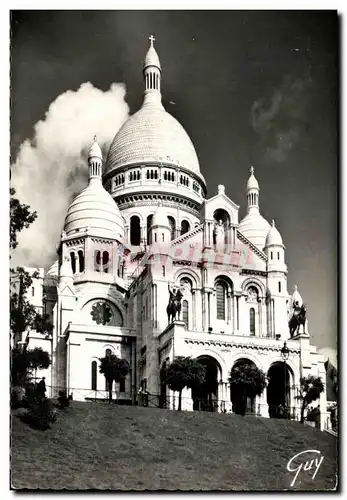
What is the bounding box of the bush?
[20,398,57,430]
[57,390,70,409]
[11,386,26,409]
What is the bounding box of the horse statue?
[166,285,183,324]
[288,301,307,337]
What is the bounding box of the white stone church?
[15,38,328,429]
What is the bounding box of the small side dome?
[265,220,283,247]
[46,259,59,277]
[151,205,169,228]
[238,212,271,250]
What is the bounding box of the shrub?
[21,398,57,430]
[11,386,26,409]
[57,390,70,409]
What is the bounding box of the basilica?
[16,37,328,428]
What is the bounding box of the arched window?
[154,233,157,242]
[91,361,97,391]
[78,250,84,272]
[278,282,281,293]
[277,252,280,260]
[250,308,255,335]
[168,216,176,241]
[103,251,109,273]
[70,252,76,274]
[216,282,226,320]
[180,220,190,235]
[271,251,273,260]
[182,300,189,329]
[130,215,141,245]
[162,265,165,277]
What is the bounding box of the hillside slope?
[11,402,337,491]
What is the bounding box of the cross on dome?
[271,219,276,227]
[149,35,155,46]
[250,166,254,175]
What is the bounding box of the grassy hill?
[11,402,337,491]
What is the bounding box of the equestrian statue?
[167,284,183,324]
[288,300,307,337]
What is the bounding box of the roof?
[105,103,201,176]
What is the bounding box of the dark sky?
[10,10,338,351]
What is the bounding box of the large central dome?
[106,103,201,175]
[105,36,201,178]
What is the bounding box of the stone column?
[192,290,196,330]
[227,292,232,325]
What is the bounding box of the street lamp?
[281,341,290,409]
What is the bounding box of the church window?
[162,233,164,242]
[216,282,226,320]
[154,170,158,179]
[250,308,255,335]
[70,252,76,273]
[181,220,190,235]
[78,250,84,272]
[150,170,154,180]
[146,170,150,180]
[91,361,97,391]
[31,287,35,296]
[278,282,281,293]
[95,250,101,272]
[162,265,165,277]
[271,251,273,260]
[130,216,141,245]
[154,233,157,242]
[277,252,280,260]
[103,251,109,273]
[168,216,176,240]
[120,377,126,393]
[164,171,167,181]
[182,300,189,329]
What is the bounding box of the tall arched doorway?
[267,362,292,418]
[229,358,258,414]
[192,356,221,412]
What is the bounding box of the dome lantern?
[88,135,103,181]
[143,35,162,107]
[238,166,271,250]
[246,166,260,214]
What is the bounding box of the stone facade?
[17,38,328,430]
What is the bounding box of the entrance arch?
[230,358,258,414]
[267,362,292,418]
[192,355,222,412]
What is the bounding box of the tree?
[10,187,37,250]
[99,353,130,403]
[27,348,51,382]
[296,375,324,424]
[229,362,267,416]
[163,356,206,411]
[10,267,53,347]
[11,347,51,387]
